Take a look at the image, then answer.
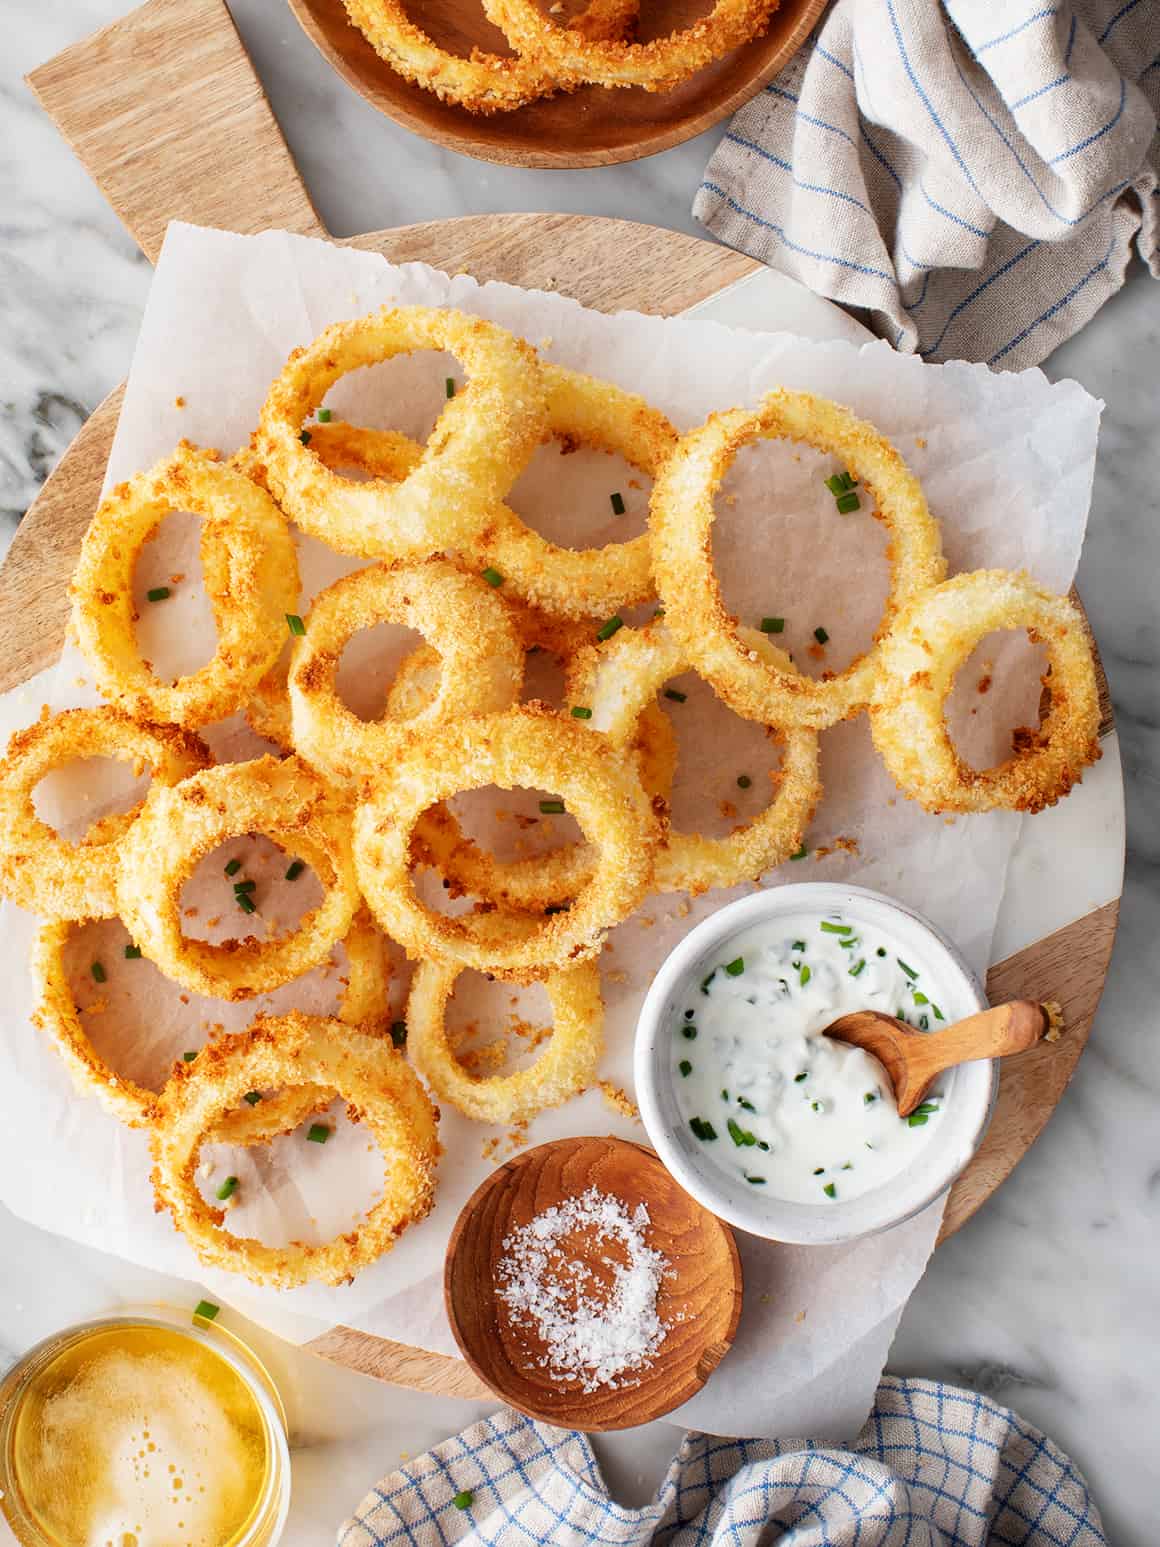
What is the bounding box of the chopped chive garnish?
[90,961,106,983]
[724,957,745,977]
[919,1015,930,1030]
[841,1162,854,1171]
[790,844,808,861]
[452,1492,473,1511]
[236,893,257,915]
[792,940,806,952]
[610,491,625,516]
[849,958,866,977]
[823,1182,837,1199]
[813,626,829,645]
[877,947,887,957]
[813,1167,825,1176]
[864,1091,878,1105]
[689,1117,717,1142]
[570,706,593,719]
[317,407,333,422]
[307,1123,330,1144]
[216,1176,239,1201]
[390,1020,407,1048]
[839,936,859,948]
[285,859,306,881]
[824,474,846,496]
[799,963,811,987]
[839,472,856,491]
[897,959,918,980]
[738,1097,756,1112]
[182,1051,197,1063]
[243,1091,263,1106]
[286,613,306,636]
[820,921,853,935]
[760,617,784,633]
[720,1089,729,1102]
[794,1071,808,1083]
[727,1118,757,1148]
[233,878,256,894]
[539,799,565,815]
[737,774,752,789]
[193,1299,219,1322]
[835,492,861,514]
[224,858,242,877]
[757,1139,770,1151]
[684,1008,695,1019]
[746,1175,767,1185]
[596,615,624,642]
[124,944,142,959]
[914,1101,939,1114]
[663,688,687,703]
[681,1024,697,1040]
[679,1059,692,1077]
[811,1100,822,1112]
[146,586,171,602]
[907,1113,929,1127]
[700,970,716,994]
[299,429,312,445]
[931,1003,945,1021]
[481,567,504,588]
[913,990,929,1005]
[445,378,456,398]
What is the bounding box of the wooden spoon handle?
[919,1000,1050,1078]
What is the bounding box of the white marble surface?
[2,4,1158,1543]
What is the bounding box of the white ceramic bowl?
[633,882,995,1245]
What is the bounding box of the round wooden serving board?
[20,0,1122,1405]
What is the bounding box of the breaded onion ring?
[407,915,603,1123]
[340,0,638,113]
[568,620,820,894]
[354,705,662,979]
[116,756,359,1001]
[649,389,946,730]
[70,444,299,727]
[289,559,523,784]
[484,0,781,91]
[253,307,546,559]
[0,708,210,921]
[29,909,389,1135]
[869,570,1101,814]
[150,1012,439,1288]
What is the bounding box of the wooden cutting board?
[20,0,1121,1403]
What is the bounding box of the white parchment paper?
[0,225,1101,1439]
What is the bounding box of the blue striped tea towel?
[694,0,1158,369]
[338,1376,1105,1546]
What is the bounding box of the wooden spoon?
[823,1000,1061,1116]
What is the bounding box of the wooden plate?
[285,0,826,168]
[22,0,1123,1405]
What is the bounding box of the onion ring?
[567,620,820,894]
[340,0,638,113]
[869,570,1101,814]
[149,1011,439,1288]
[649,389,946,730]
[253,308,547,559]
[29,908,389,1136]
[116,756,359,1001]
[407,914,603,1123]
[289,558,524,784]
[70,443,299,727]
[483,0,781,91]
[354,705,662,979]
[0,708,210,921]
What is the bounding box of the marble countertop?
[3,4,1158,1543]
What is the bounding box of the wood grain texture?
[287,0,826,169]
[443,1137,742,1430]
[26,0,324,263]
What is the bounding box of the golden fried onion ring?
[254,307,547,559]
[649,389,946,730]
[407,914,603,1123]
[30,908,389,1135]
[484,0,781,91]
[117,756,359,1001]
[568,621,820,894]
[354,705,662,979]
[0,708,210,921]
[150,1011,439,1288]
[70,444,299,727]
[869,570,1101,814]
[289,559,523,784]
[340,0,638,113]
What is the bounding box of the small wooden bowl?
[286,0,827,169]
[444,1135,742,1430]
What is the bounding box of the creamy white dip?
[670,909,948,1204]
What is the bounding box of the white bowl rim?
[633,882,997,1246]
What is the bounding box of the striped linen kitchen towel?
[694,0,1158,368]
[338,1376,1106,1545]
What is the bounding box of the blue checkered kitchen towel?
[338,1377,1105,1546]
[694,0,1159,368]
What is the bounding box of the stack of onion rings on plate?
[1,301,1101,1288]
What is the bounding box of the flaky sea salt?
[495,1187,670,1393]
